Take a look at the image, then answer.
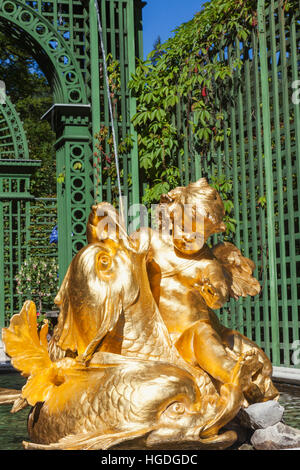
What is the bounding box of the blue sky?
[142,0,206,59]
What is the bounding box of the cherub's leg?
[175,320,238,384]
[221,328,279,402]
[221,327,270,368]
[175,320,262,390]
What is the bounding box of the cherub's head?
[158,178,226,254]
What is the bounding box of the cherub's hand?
[194,260,229,308]
[195,278,227,309]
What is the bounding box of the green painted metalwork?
[0,0,144,279]
[0,1,87,104]
[94,0,143,209]
[167,0,300,367]
[1,0,299,368]
[0,94,29,160]
[0,195,58,326]
[28,198,58,259]
[127,0,141,207]
[0,1,144,327]
[0,96,40,328]
[0,160,40,327]
[255,0,300,366]
[257,0,280,365]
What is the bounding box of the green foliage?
[128,0,259,206]
[15,256,59,314]
[142,166,180,206]
[129,0,298,214]
[257,195,267,209]
[0,33,46,102]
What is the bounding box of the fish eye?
[166,402,186,417]
[96,251,112,272]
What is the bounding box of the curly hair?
[157,178,225,233]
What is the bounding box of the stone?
[0,338,10,363]
[238,443,254,450]
[238,400,284,430]
[251,422,300,450]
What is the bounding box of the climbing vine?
[96,0,298,237]
[128,0,258,206]
[128,0,297,212]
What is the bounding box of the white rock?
[251,422,300,450]
[238,400,284,430]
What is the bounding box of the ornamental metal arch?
[0,93,29,160]
[0,92,41,328]
[0,0,87,104]
[0,0,144,311]
[0,0,93,285]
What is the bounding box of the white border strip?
[272,366,300,386]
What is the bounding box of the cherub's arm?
[141,229,162,306]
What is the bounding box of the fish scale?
[116,288,216,396]
[50,242,217,397]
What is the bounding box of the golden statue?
[87,179,278,405]
[143,179,278,405]
[0,178,278,450]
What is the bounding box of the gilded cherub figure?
[87,178,278,405]
[145,178,278,404]
[0,180,278,450]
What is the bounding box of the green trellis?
[0,0,299,368]
[0,94,29,160]
[0,0,144,327]
[0,92,41,324]
[166,0,300,368]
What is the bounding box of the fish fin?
[23,427,153,450]
[10,397,29,413]
[2,300,76,408]
[2,300,51,377]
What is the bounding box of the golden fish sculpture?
[3,235,250,450]
[0,178,278,450]
[1,301,241,450]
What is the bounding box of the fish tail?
[2,300,52,377]
[2,301,60,407]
